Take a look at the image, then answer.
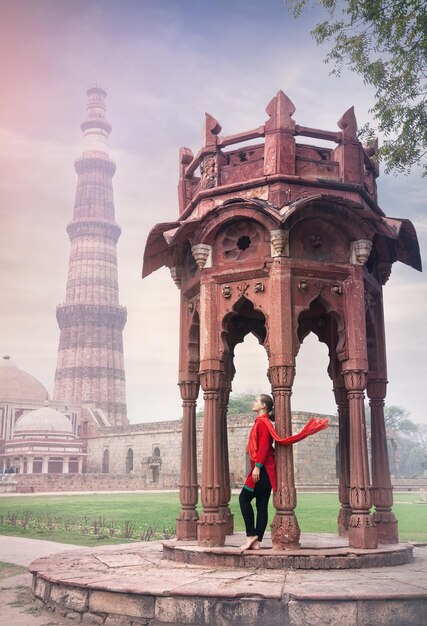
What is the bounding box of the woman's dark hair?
[259,394,274,421]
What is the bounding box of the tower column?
[270,364,300,549]
[42,457,49,474]
[334,381,351,535]
[62,456,70,474]
[344,369,377,548]
[219,378,233,535]
[368,378,398,543]
[198,365,226,547]
[176,377,200,540]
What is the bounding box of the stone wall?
[85,412,339,488]
[13,472,177,492]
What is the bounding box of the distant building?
[0,356,85,474]
[53,86,128,428]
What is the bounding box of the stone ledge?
[162,533,414,570]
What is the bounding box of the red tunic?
[244,415,277,492]
[243,414,329,493]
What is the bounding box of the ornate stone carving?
[298,279,308,291]
[348,513,376,529]
[199,370,222,392]
[331,283,342,295]
[308,234,323,249]
[343,369,367,392]
[365,291,377,313]
[200,153,217,189]
[271,512,301,549]
[56,303,127,330]
[178,381,199,402]
[378,262,392,284]
[351,239,373,265]
[222,285,232,299]
[254,281,264,293]
[170,266,182,289]
[191,243,212,270]
[270,229,289,257]
[269,365,295,389]
[222,220,260,261]
[237,282,250,296]
[367,378,387,400]
[349,486,372,510]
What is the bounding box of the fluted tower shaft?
[54,87,128,426]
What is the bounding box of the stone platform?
[163,533,413,570]
[29,534,427,626]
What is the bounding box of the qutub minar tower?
[53,87,128,427]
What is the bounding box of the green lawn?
[0,491,425,546]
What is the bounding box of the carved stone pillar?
[62,456,70,474]
[343,369,377,549]
[27,457,34,474]
[42,457,49,474]
[198,366,226,546]
[333,383,351,535]
[176,378,200,540]
[368,378,398,544]
[218,382,233,535]
[270,364,300,549]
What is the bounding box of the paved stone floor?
[28,534,427,625]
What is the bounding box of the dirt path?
[0,537,80,625]
[0,571,70,625]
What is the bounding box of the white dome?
[0,356,49,403]
[14,403,73,437]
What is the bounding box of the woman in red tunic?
[239,394,276,551]
[239,394,329,551]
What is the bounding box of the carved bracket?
[191,244,212,270]
[170,266,183,289]
[270,229,289,257]
[351,239,373,265]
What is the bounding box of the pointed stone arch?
[126,448,133,474]
[102,449,109,474]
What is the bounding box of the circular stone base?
[29,538,427,626]
[163,532,413,569]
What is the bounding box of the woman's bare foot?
[250,539,261,550]
[240,536,259,551]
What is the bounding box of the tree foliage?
[383,405,419,435]
[197,392,254,417]
[227,392,254,415]
[286,0,427,175]
[365,404,426,476]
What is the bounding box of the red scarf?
[247,415,329,460]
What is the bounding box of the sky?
[0,0,426,424]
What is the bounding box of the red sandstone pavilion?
[143,91,421,551]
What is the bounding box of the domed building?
[0,356,84,473]
[1,402,86,474]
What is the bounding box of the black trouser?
[239,466,272,541]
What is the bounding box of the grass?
[0,561,28,579]
[0,491,425,545]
